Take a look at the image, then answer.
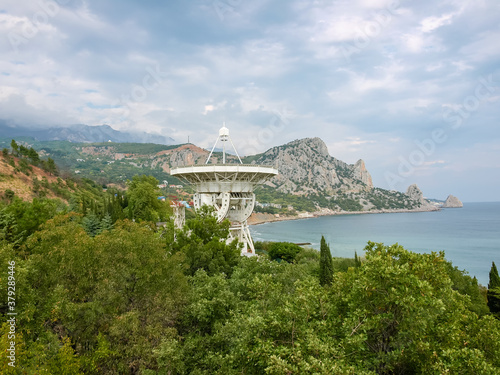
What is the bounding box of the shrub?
[268,242,302,263]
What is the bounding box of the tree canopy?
[126,175,169,222]
[0,171,499,373]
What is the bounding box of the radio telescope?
[171,125,278,255]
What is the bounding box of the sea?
[250,202,500,287]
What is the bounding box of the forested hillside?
[1,143,500,374]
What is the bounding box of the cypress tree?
[354,251,362,267]
[319,235,334,286]
[487,262,500,318]
[489,262,500,289]
[82,198,87,215]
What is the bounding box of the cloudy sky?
[1,0,499,201]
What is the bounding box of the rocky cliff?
[154,144,210,172]
[443,195,463,208]
[405,184,436,210]
[244,137,373,195]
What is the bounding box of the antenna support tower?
[170,201,186,230]
[171,125,278,256]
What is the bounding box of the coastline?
[248,206,440,226]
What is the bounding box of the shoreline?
[248,206,440,226]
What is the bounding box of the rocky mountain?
[243,137,373,195]
[406,184,436,210]
[0,121,175,145]
[443,195,463,208]
[238,138,434,212]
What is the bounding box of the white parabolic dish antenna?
[170,125,278,255]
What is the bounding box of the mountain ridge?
[0,121,175,145]
[242,137,373,195]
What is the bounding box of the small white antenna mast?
[205,123,243,164]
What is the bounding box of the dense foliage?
[0,153,499,373]
[1,199,498,373]
[267,241,302,263]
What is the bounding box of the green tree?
[18,158,32,174]
[319,235,333,286]
[126,175,169,222]
[489,262,500,289]
[28,147,40,165]
[488,261,500,318]
[165,243,500,374]
[32,177,42,196]
[445,262,489,316]
[10,139,18,156]
[4,189,15,202]
[268,241,301,263]
[81,213,102,237]
[100,213,113,232]
[45,157,58,175]
[354,251,362,267]
[21,215,188,373]
[170,205,241,276]
[0,197,62,247]
[335,242,500,373]
[19,144,29,157]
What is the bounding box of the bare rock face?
[406,184,424,201]
[248,137,374,195]
[153,144,210,172]
[353,159,373,187]
[443,195,463,208]
[406,184,435,209]
[168,144,208,167]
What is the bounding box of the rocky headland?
[442,195,463,208]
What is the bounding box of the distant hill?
[242,137,373,194]
[0,121,175,145]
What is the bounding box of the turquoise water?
[250,202,500,286]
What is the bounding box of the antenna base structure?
[170,201,185,230]
[171,125,278,255]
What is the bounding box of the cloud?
[0,0,499,200]
[420,13,454,33]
